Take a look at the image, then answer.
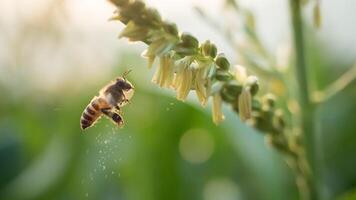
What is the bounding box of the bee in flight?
[80,71,134,130]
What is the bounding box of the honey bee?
[80,71,134,130]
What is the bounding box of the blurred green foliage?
[1,55,355,199]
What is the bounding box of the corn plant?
[107,0,356,199]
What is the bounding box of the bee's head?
[115,77,133,91]
[115,70,134,91]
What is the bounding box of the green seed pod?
[251,99,262,111]
[245,76,259,96]
[174,44,197,56]
[119,8,133,21]
[129,0,145,12]
[255,110,274,133]
[220,88,236,103]
[250,85,259,96]
[119,21,149,41]
[144,8,162,26]
[215,54,230,70]
[163,22,178,36]
[215,70,232,81]
[110,0,129,7]
[262,93,276,109]
[251,112,267,132]
[181,32,199,49]
[267,135,289,153]
[201,40,217,58]
[224,80,242,97]
[273,109,285,131]
[112,13,130,24]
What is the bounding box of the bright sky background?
[1,0,355,53]
[0,0,355,92]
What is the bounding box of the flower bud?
[251,99,262,111]
[220,88,236,103]
[266,135,289,153]
[215,70,232,81]
[273,109,285,131]
[146,38,175,57]
[215,54,230,70]
[181,32,199,49]
[221,81,242,103]
[245,76,259,96]
[224,80,242,97]
[129,0,145,12]
[174,45,197,56]
[201,40,217,58]
[109,13,130,24]
[250,111,264,130]
[119,21,149,41]
[163,22,178,36]
[119,9,134,23]
[143,8,162,26]
[262,94,276,109]
[110,0,129,7]
[253,110,274,133]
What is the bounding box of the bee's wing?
[120,88,134,107]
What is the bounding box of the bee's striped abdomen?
[80,97,107,130]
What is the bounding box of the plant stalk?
[289,0,318,199]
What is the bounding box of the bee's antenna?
[122,69,132,80]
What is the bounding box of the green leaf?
[337,188,356,200]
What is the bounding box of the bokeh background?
[1,0,356,200]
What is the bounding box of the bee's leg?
[110,105,122,114]
[122,93,131,105]
[101,108,124,127]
